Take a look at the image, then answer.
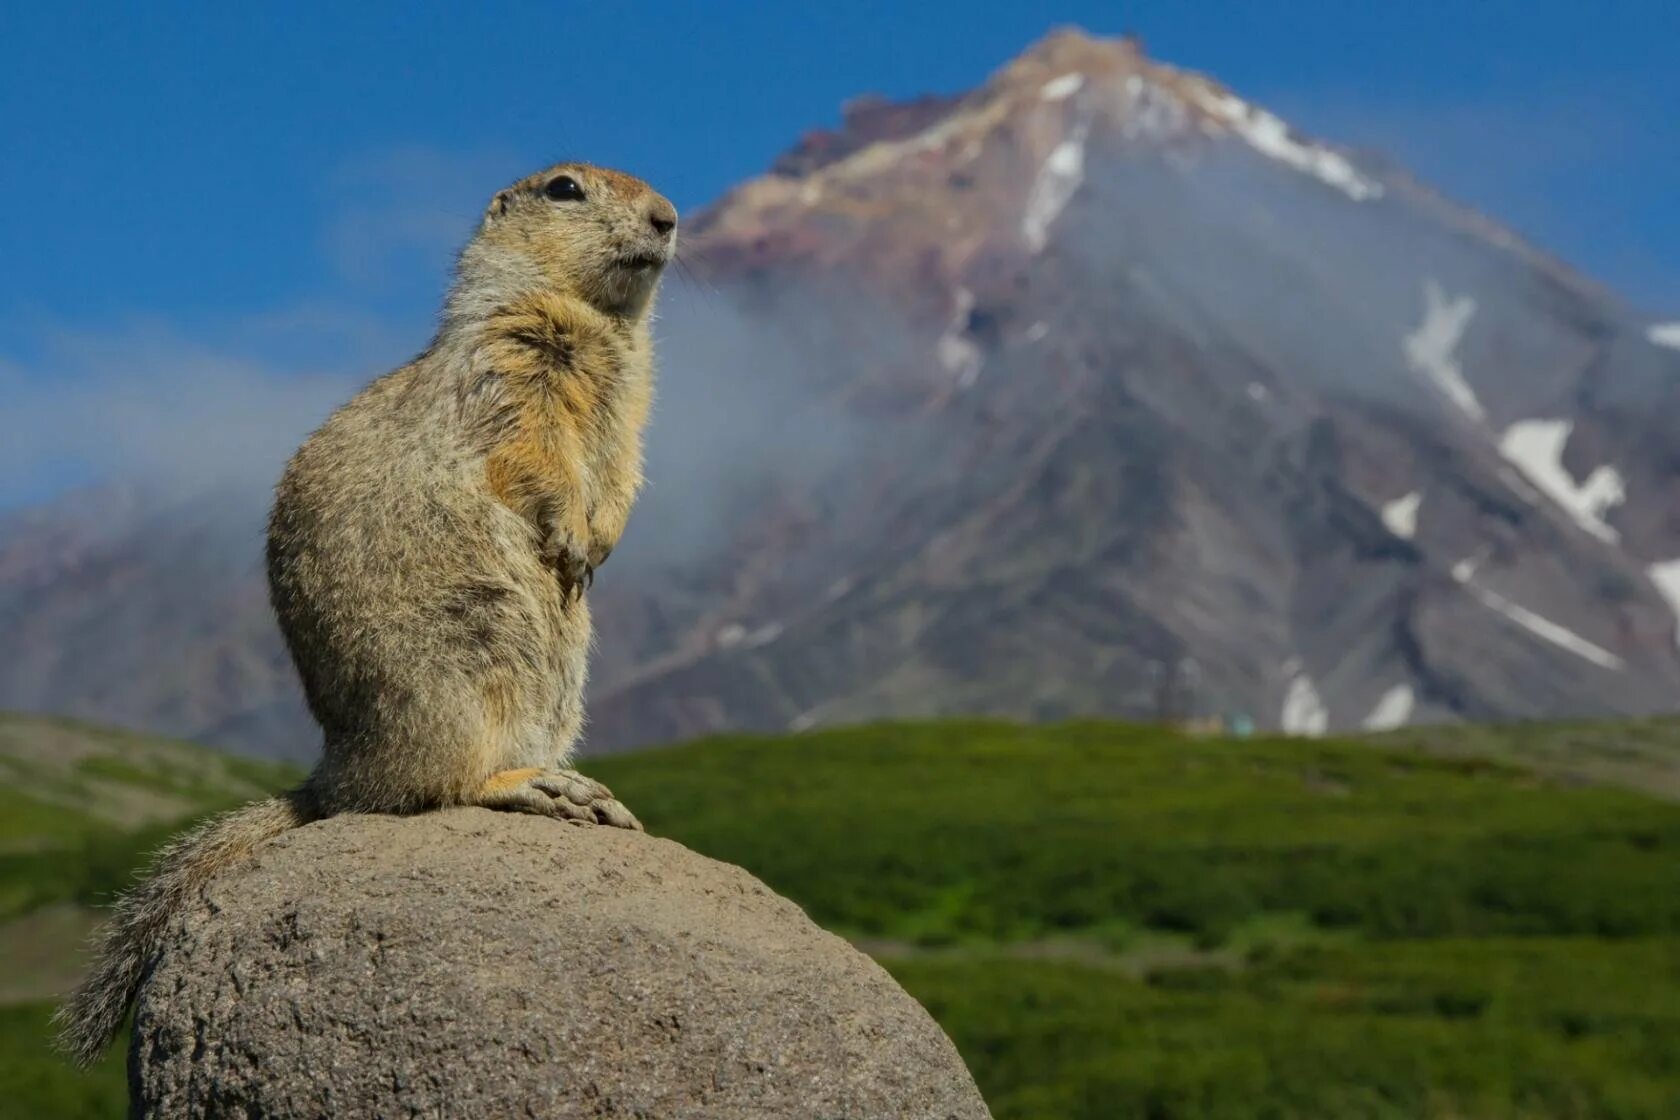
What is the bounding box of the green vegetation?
[1379,717,1680,800]
[892,940,1680,1119]
[0,712,300,1117]
[592,721,1680,947]
[593,721,1680,1119]
[4,712,1680,1117]
[0,1004,127,1120]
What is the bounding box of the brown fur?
[55,161,675,1066]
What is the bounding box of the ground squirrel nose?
[647,202,677,238]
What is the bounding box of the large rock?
[130,809,990,1119]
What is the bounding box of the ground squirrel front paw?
[476,767,642,830]
[540,522,591,600]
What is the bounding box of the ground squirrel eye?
[544,176,586,202]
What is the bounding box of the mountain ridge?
[579,27,1680,749]
[3,27,1679,759]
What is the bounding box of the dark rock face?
[130,810,989,1119]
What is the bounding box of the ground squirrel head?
[453,162,678,322]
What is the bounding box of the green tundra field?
[4,713,1678,1119]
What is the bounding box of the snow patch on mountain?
[1648,323,1680,350]
[1280,664,1328,736]
[1451,559,1624,670]
[1040,73,1085,102]
[716,620,783,651]
[1120,75,1190,140]
[743,621,784,649]
[1361,684,1415,730]
[1648,560,1680,648]
[1404,281,1483,421]
[938,287,984,387]
[1022,121,1089,252]
[1381,491,1421,540]
[1498,419,1624,544]
[1191,89,1383,201]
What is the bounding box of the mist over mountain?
[4,29,1679,760]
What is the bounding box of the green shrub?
[890,941,1680,1120]
[593,721,1680,946]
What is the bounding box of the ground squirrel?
[57,161,677,1066]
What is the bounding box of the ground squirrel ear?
[485,190,513,223]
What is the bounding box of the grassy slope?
[4,714,1679,1118]
[1378,717,1680,801]
[590,721,1680,1120]
[0,713,300,1118]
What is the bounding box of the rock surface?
[130,809,990,1119]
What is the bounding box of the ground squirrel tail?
[53,787,317,1067]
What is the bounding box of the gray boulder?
[130,808,990,1119]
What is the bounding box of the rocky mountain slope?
[3,29,1679,758]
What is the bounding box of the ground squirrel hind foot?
[476,767,642,831]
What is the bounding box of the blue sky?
[2,1,1677,505]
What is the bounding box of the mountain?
[589,29,1680,747]
[0,485,310,757]
[3,29,1680,760]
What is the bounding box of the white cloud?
[0,321,357,507]
[322,146,518,288]
[0,146,518,511]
